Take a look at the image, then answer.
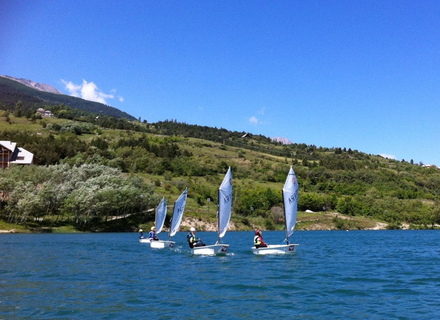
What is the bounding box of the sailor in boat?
[187,227,206,248]
[139,229,144,239]
[149,226,159,241]
[254,229,268,248]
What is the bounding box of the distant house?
[0,141,34,169]
[422,164,440,170]
[36,108,54,117]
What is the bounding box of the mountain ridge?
[0,75,136,120]
[271,137,293,145]
[0,75,63,95]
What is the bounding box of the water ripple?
[1,230,440,319]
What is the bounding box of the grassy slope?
[0,112,395,232]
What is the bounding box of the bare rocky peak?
[271,137,293,145]
[0,75,62,94]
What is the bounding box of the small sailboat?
[192,167,232,255]
[151,188,187,249]
[252,166,299,255]
[139,197,167,244]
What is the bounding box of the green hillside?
[0,76,136,120]
[1,111,440,233]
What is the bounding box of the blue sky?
[1,1,440,166]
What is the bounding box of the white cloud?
[380,154,396,160]
[249,116,259,125]
[81,81,113,104]
[61,79,123,105]
[61,80,81,97]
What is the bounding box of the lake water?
[1,230,439,319]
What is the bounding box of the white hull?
[139,238,151,243]
[251,244,299,255]
[150,240,175,249]
[191,244,229,255]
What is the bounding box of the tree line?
[0,164,158,231]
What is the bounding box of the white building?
[0,141,34,169]
[36,108,54,117]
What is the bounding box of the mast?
[155,197,167,235]
[154,203,158,233]
[168,200,177,240]
[216,187,221,244]
[168,188,187,240]
[282,189,289,244]
[216,167,232,244]
[167,215,173,240]
[282,166,298,244]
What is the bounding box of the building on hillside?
[241,132,253,139]
[0,141,34,169]
[422,164,440,170]
[36,108,54,117]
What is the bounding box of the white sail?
[218,167,232,239]
[283,166,299,239]
[169,188,187,237]
[155,197,167,234]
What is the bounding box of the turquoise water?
[1,230,440,319]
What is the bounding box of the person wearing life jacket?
[139,229,144,239]
[254,229,268,248]
[149,226,159,241]
[187,227,205,248]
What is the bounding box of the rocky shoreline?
[0,214,426,233]
[0,229,17,233]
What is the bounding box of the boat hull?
[251,244,299,255]
[191,244,229,255]
[139,238,151,243]
[150,240,175,249]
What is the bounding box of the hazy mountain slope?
[0,76,135,120]
[271,137,293,144]
[1,75,63,94]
